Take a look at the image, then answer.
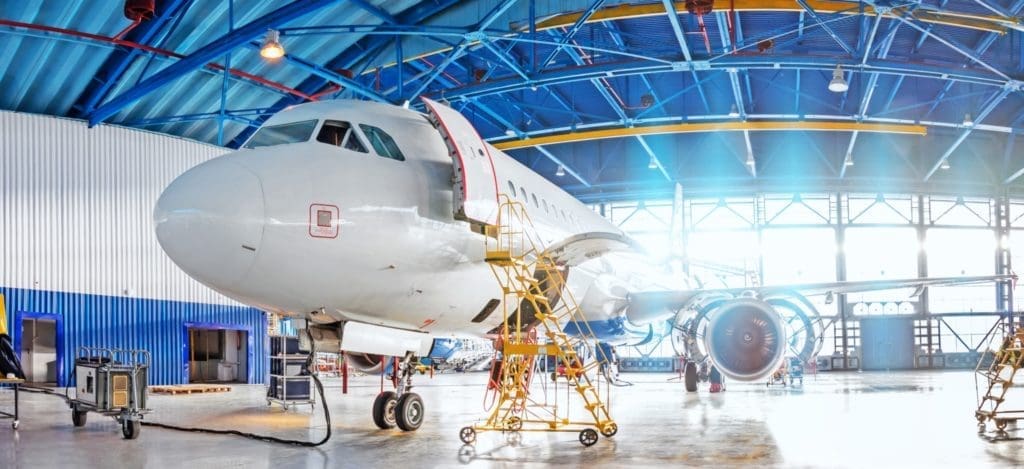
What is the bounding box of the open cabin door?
[422,97,499,229]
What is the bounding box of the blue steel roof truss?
[5,0,1024,200]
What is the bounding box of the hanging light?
[504,129,516,137]
[828,64,848,93]
[555,165,566,177]
[648,156,659,169]
[745,151,755,167]
[844,154,854,166]
[728,104,740,118]
[260,29,285,59]
[963,113,974,126]
[940,159,951,170]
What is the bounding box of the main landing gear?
[372,353,425,431]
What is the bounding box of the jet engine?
[702,297,787,382]
[345,352,385,373]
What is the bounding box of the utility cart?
[70,347,150,439]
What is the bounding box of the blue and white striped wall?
[1,111,268,385]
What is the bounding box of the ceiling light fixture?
[746,151,755,167]
[648,156,659,169]
[260,29,284,59]
[940,159,950,170]
[844,154,854,166]
[556,165,566,177]
[728,104,740,118]
[963,113,974,127]
[828,64,848,93]
[505,129,516,137]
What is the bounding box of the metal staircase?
[975,324,1024,434]
[459,195,617,447]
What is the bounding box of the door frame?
[182,322,254,384]
[13,311,64,386]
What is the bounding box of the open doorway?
[20,317,58,384]
[187,327,248,384]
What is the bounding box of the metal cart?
[0,378,23,429]
[70,347,150,439]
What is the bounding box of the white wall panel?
[1,111,239,304]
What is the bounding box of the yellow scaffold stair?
[458,195,617,447]
[975,325,1024,434]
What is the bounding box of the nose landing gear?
[371,352,424,431]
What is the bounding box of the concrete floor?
[1,370,1022,468]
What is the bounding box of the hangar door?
[860,317,915,370]
[422,97,499,228]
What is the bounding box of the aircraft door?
[421,97,499,227]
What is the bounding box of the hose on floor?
[20,328,332,447]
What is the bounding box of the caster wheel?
[122,420,141,440]
[459,426,477,444]
[72,409,88,427]
[579,428,599,447]
[996,420,1009,431]
[600,422,618,438]
[372,391,398,429]
[395,393,424,431]
[11,420,18,430]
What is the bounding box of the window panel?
[243,120,317,149]
[359,124,405,161]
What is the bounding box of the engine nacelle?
[345,352,385,373]
[703,297,787,382]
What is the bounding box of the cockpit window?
[243,120,317,149]
[317,120,367,153]
[359,124,405,161]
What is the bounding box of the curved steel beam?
[437,51,1020,101]
[511,0,1014,34]
[492,120,927,150]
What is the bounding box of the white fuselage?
[155,100,657,344]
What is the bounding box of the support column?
[916,195,932,367]
[995,194,1014,332]
[835,192,849,369]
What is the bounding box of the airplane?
[154,97,1009,432]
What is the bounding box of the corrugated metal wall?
[1,111,267,385]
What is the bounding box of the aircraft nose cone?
[155,157,265,290]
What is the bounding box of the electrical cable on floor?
[20,327,332,447]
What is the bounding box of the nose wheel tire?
[372,391,398,429]
[579,428,599,446]
[395,393,424,431]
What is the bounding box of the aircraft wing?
[627,274,1013,312]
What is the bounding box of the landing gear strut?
[372,352,424,431]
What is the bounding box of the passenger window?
[359,124,405,161]
[543,199,549,213]
[244,120,317,149]
[507,180,515,196]
[519,187,527,201]
[531,193,539,209]
[316,120,367,153]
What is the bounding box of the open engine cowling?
[345,352,385,373]
[702,297,787,382]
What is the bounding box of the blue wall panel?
[1,287,267,386]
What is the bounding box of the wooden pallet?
[149,384,232,395]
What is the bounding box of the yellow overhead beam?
[492,121,928,150]
[515,0,1008,34]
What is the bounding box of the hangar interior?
[3,0,1024,467]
